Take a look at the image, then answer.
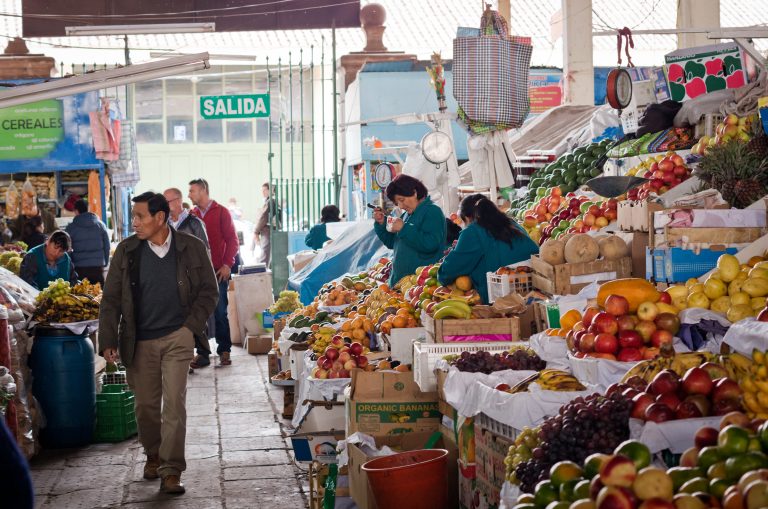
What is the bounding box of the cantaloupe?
[564,234,600,264]
[540,239,565,266]
[559,233,575,246]
[598,235,629,260]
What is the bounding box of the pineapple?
[697,139,768,208]
[733,179,766,208]
[746,117,768,158]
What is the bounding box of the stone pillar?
[677,0,720,49]
[562,0,594,106]
[0,38,55,79]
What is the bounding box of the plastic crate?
[647,247,738,283]
[94,415,138,442]
[486,272,533,303]
[412,341,516,392]
[101,383,130,394]
[101,372,127,386]
[94,386,137,443]
[96,398,135,418]
[476,412,519,442]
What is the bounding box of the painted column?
[562,0,594,106]
[677,0,720,49]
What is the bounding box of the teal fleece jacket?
[373,197,446,286]
[438,222,539,304]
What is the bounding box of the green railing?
[272,177,335,232]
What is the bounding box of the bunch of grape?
[513,391,632,493]
[269,290,302,314]
[503,426,541,484]
[36,279,71,305]
[452,349,546,374]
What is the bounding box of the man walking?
[65,199,110,285]
[252,182,281,267]
[188,178,239,366]
[164,187,212,370]
[99,192,218,495]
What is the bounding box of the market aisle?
[29,347,310,509]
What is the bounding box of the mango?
[743,278,768,298]
[704,278,728,300]
[711,296,731,313]
[718,254,741,282]
[727,304,755,323]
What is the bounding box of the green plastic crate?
[101,383,130,394]
[94,415,137,442]
[96,398,134,418]
[94,386,137,442]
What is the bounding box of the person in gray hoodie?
[65,199,110,285]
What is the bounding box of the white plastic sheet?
[457,381,593,429]
[336,431,398,468]
[528,332,570,372]
[291,349,350,427]
[567,354,638,393]
[679,308,732,354]
[723,318,768,356]
[629,416,722,454]
[499,481,521,509]
[442,366,538,410]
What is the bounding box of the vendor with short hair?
[19,231,78,289]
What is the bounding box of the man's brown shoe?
[220,352,232,366]
[160,475,185,494]
[143,455,160,480]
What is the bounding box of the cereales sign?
[199,94,270,120]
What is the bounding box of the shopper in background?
[99,192,218,495]
[188,178,239,366]
[438,194,539,304]
[164,187,212,370]
[11,200,57,242]
[373,174,446,286]
[65,199,110,286]
[20,215,46,249]
[227,197,243,221]
[304,204,340,250]
[252,182,281,267]
[20,231,78,289]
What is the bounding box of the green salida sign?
[200,94,270,120]
[0,100,64,160]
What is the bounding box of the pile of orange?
[379,307,420,335]
[323,284,356,306]
[544,309,583,338]
[340,314,375,347]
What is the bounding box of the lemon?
[704,278,728,300]
[717,254,741,282]
[687,292,710,309]
[731,292,752,306]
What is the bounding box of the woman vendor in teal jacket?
[19,231,79,290]
[438,194,539,304]
[305,205,340,250]
[373,175,446,286]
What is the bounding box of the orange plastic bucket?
[361,448,449,509]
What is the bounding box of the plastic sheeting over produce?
[288,220,391,304]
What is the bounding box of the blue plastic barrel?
[29,327,95,448]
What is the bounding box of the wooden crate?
[658,227,766,247]
[530,255,632,296]
[309,462,349,509]
[423,311,521,343]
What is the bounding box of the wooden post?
[498,0,511,24]
[562,0,594,106]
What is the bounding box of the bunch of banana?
[739,349,768,419]
[508,372,541,394]
[309,326,336,354]
[718,352,754,381]
[536,369,586,392]
[669,352,719,376]
[431,299,472,320]
[621,352,719,383]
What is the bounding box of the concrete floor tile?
[186,403,217,417]
[65,452,134,467]
[218,402,274,414]
[220,422,283,438]
[220,435,288,451]
[224,479,307,508]
[223,463,296,481]
[52,464,131,495]
[184,425,219,444]
[31,468,62,496]
[184,443,220,460]
[187,414,218,427]
[42,486,123,509]
[222,449,292,468]
[122,498,223,509]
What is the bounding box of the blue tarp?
[288,220,391,304]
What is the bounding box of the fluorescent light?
[150,51,257,62]
[0,53,210,109]
[65,22,215,36]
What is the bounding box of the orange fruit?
[559,309,583,332]
[380,322,392,335]
[352,328,367,340]
[455,275,473,291]
[406,317,418,328]
[341,321,352,332]
[396,308,410,317]
[351,317,363,330]
[393,316,408,328]
[363,319,374,332]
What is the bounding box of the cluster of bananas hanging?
[308,326,337,354]
[621,351,753,384]
[33,278,102,323]
[507,369,586,394]
[740,349,768,419]
[503,426,540,484]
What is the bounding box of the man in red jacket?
[188,178,239,366]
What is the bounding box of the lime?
[573,479,591,500]
[679,477,709,494]
[583,453,609,479]
[697,446,724,471]
[725,451,768,481]
[718,425,751,456]
[614,440,652,470]
[668,466,705,491]
[709,478,731,498]
[549,461,583,487]
[534,480,559,508]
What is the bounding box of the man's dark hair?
[385,174,428,202]
[320,205,340,223]
[262,182,270,190]
[189,178,209,193]
[73,199,88,215]
[132,191,170,222]
[48,230,71,251]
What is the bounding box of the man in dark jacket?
[99,192,218,495]
[65,199,110,285]
[164,187,212,369]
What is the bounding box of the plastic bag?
[5,181,19,219]
[20,178,37,217]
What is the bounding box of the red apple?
[343,359,357,371]
[349,342,364,356]
[617,347,643,362]
[713,398,742,416]
[595,333,619,354]
[650,329,674,348]
[583,306,601,327]
[631,392,655,420]
[758,306,768,322]
[324,347,339,361]
[712,378,741,403]
[675,400,703,419]
[597,486,637,509]
[673,165,688,177]
[645,403,676,423]
[682,367,714,396]
[606,383,628,396]
[634,320,657,342]
[694,427,719,448]
[617,314,638,332]
[594,312,619,335]
[495,383,511,391]
[605,294,630,317]
[338,351,352,363]
[684,394,711,417]
[700,362,729,381]
[658,160,674,172]
[658,292,672,304]
[599,456,638,488]
[656,392,682,411]
[356,355,369,368]
[649,370,681,395]
[679,447,700,468]
[623,387,641,400]
[618,330,644,349]
[625,375,648,391]
[579,332,597,353]
[654,313,681,335]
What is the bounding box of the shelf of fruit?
[367,257,392,283]
[32,279,102,324]
[348,285,421,336]
[0,243,26,275]
[624,152,694,200]
[309,339,411,380]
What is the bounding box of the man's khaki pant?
[126,327,194,477]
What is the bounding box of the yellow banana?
[433,299,472,315]
[432,304,471,320]
[744,393,761,415]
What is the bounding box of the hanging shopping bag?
[20,178,37,217]
[5,181,19,220]
[453,7,533,132]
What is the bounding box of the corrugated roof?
[0,0,764,68]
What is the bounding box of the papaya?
[597,278,660,313]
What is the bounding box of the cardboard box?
[245,334,272,355]
[282,385,295,419]
[422,310,521,343]
[291,431,345,464]
[347,431,458,509]
[530,255,632,296]
[346,369,440,438]
[228,288,242,345]
[273,318,286,342]
[475,421,515,508]
[267,349,281,378]
[665,42,746,102]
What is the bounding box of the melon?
[559,233,575,246]
[540,239,565,266]
[598,235,629,260]
[564,234,600,264]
